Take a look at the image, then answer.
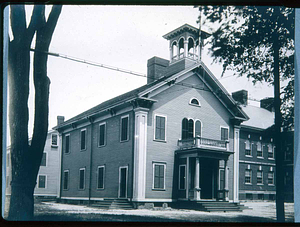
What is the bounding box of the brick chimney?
[57,116,65,125]
[232,90,248,106]
[147,56,169,84]
[260,97,274,112]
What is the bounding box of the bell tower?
[163,24,210,65]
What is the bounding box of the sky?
[7,5,275,142]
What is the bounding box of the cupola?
[162,24,210,64]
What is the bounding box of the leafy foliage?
[199,6,294,130]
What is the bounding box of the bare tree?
[8,5,62,220]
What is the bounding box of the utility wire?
[30,48,211,93]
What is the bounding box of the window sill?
[257,183,264,186]
[189,103,201,107]
[98,144,106,148]
[257,157,264,159]
[80,149,87,152]
[120,139,129,143]
[268,158,275,160]
[97,188,105,190]
[245,183,252,185]
[51,145,58,148]
[268,184,275,186]
[152,188,166,191]
[245,155,253,158]
[153,139,167,143]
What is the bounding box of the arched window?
[188,37,195,58]
[171,41,177,59]
[190,98,201,106]
[182,118,194,140]
[195,120,201,137]
[178,38,184,58]
[188,119,194,139]
[182,118,188,140]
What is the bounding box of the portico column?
[194,157,201,200]
[169,46,173,63]
[193,44,196,60]
[224,160,229,201]
[184,40,188,58]
[132,107,149,202]
[177,44,180,59]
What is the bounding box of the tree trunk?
[7,5,62,220]
[273,36,285,222]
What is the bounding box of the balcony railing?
[178,137,229,150]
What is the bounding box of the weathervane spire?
[198,6,203,62]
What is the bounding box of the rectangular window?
[52,134,58,146]
[40,153,46,167]
[63,170,69,190]
[97,166,105,189]
[65,134,70,154]
[121,116,129,142]
[258,194,264,200]
[245,140,251,156]
[79,168,85,190]
[98,123,106,147]
[257,142,263,157]
[38,175,46,188]
[257,170,263,184]
[268,172,274,185]
[179,165,186,190]
[221,127,229,141]
[153,163,165,189]
[245,170,252,184]
[155,115,166,141]
[268,145,274,159]
[80,129,86,150]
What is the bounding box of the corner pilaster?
[233,127,240,202]
[132,107,149,201]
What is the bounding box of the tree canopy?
[200,6,294,130]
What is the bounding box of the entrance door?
[200,159,217,199]
[119,166,128,198]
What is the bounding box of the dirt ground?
[13,200,293,222]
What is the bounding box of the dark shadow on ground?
[32,212,278,222]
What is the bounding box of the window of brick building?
[121,115,129,142]
[257,170,263,185]
[245,140,252,156]
[245,169,252,184]
[65,134,70,154]
[97,166,105,189]
[79,168,85,190]
[257,142,263,158]
[268,172,274,185]
[63,170,69,190]
[98,123,106,147]
[268,144,274,159]
[80,129,86,150]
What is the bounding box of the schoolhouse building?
[6,129,61,201]
[54,24,276,209]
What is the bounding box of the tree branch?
[10,5,26,42]
[26,5,45,43]
[44,5,62,47]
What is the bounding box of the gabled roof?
[240,105,275,130]
[54,61,249,130]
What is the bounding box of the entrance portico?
[175,137,233,201]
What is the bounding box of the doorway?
[119,166,128,198]
[200,159,217,199]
